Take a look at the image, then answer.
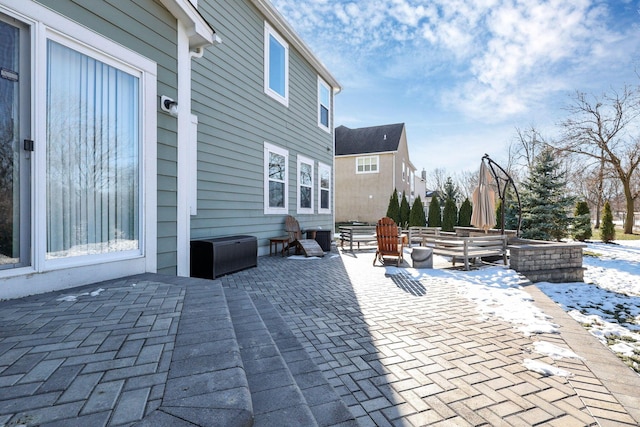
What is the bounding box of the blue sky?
[271,0,640,174]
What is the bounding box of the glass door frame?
[0,12,31,271]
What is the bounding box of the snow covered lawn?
[537,239,640,374]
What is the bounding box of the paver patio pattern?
[223,248,640,426]
[1,245,639,426]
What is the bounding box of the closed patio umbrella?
[471,160,496,231]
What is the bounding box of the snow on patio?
[383,239,640,376]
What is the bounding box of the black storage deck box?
[190,235,257,279]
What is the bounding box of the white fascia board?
[250,0,341,93]
[159,0,215,49]
[335,150,398,158]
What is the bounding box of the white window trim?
[356,155,379,174]
[317,76,330,132]
[264,142,288,214]
[41,25,156,272]
[0,1,157,296]
[318,162,331,214]
[297,155,314,214]
[263,22,289,107]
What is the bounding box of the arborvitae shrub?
[442,198,458,232]
[409,196,426,227]
[458,198,472,226]
[601,201,615,243]
[572,201,592,242]
[427,195,441,227]
[386,189,400,225]
[399,191,411,228]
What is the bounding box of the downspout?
[392,153,396,195]
[190,46,204,59]
[176,21,191,277]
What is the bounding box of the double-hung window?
[356,156,379,173]
[297,155,314,214]
[318,162,331,214]
[264,22,289,106]
[318,77,330,132]
[264,142,288,214]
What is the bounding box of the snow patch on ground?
[56,288,106,302]
[538,239,640,374]
[523,359,573,377]
[386,263,560,336]
[532,341,584,360]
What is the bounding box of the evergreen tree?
[442,198,458,232]
[427,195,442,227]
[409,196,427,226]
[495,190,519,231]
[601,201,615,243]
[399,191,411,228]
[572,201,592,242]
[458,198,472,227]
[386,189,401,225]
[520,148,574,241]
[494,199,503,230]
[443,177,460,204]
[504,191,520,231]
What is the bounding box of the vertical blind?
[46,40,139,258]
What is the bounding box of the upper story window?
[264,142,288,214]
[356,156,379,174]
[297,155,314,214]
[264,22,289,106]
[318,162,331,214]
[318,77,330,132]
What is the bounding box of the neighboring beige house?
[335,123,418,224]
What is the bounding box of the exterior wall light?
[161,95,178,116]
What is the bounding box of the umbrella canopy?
[471,160,497,231]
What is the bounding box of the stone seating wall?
[508,239,586,283]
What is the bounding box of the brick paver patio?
[0,245,639,426]
[222,248,640,426]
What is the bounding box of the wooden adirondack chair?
[284,215,325,257]
[374,217,404,266]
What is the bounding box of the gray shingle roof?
[335,123,405,155]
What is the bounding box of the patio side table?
[269,236,290,256]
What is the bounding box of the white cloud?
[271,0,639,124]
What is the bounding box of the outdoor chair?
[284,215,324,257]
[373,217,404,266]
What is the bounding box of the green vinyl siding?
[193,0,335,248]
[36,0,180,274]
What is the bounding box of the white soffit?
[159,0,215,48]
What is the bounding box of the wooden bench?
[406,226,441,247]
[339,226,377,251]
[424,234,508,270]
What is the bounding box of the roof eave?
[159,0,218,49]
[250,0,342,93]
[335,150,398,157]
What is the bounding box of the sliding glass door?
[46,40,140,260]
[0,15,30,270]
